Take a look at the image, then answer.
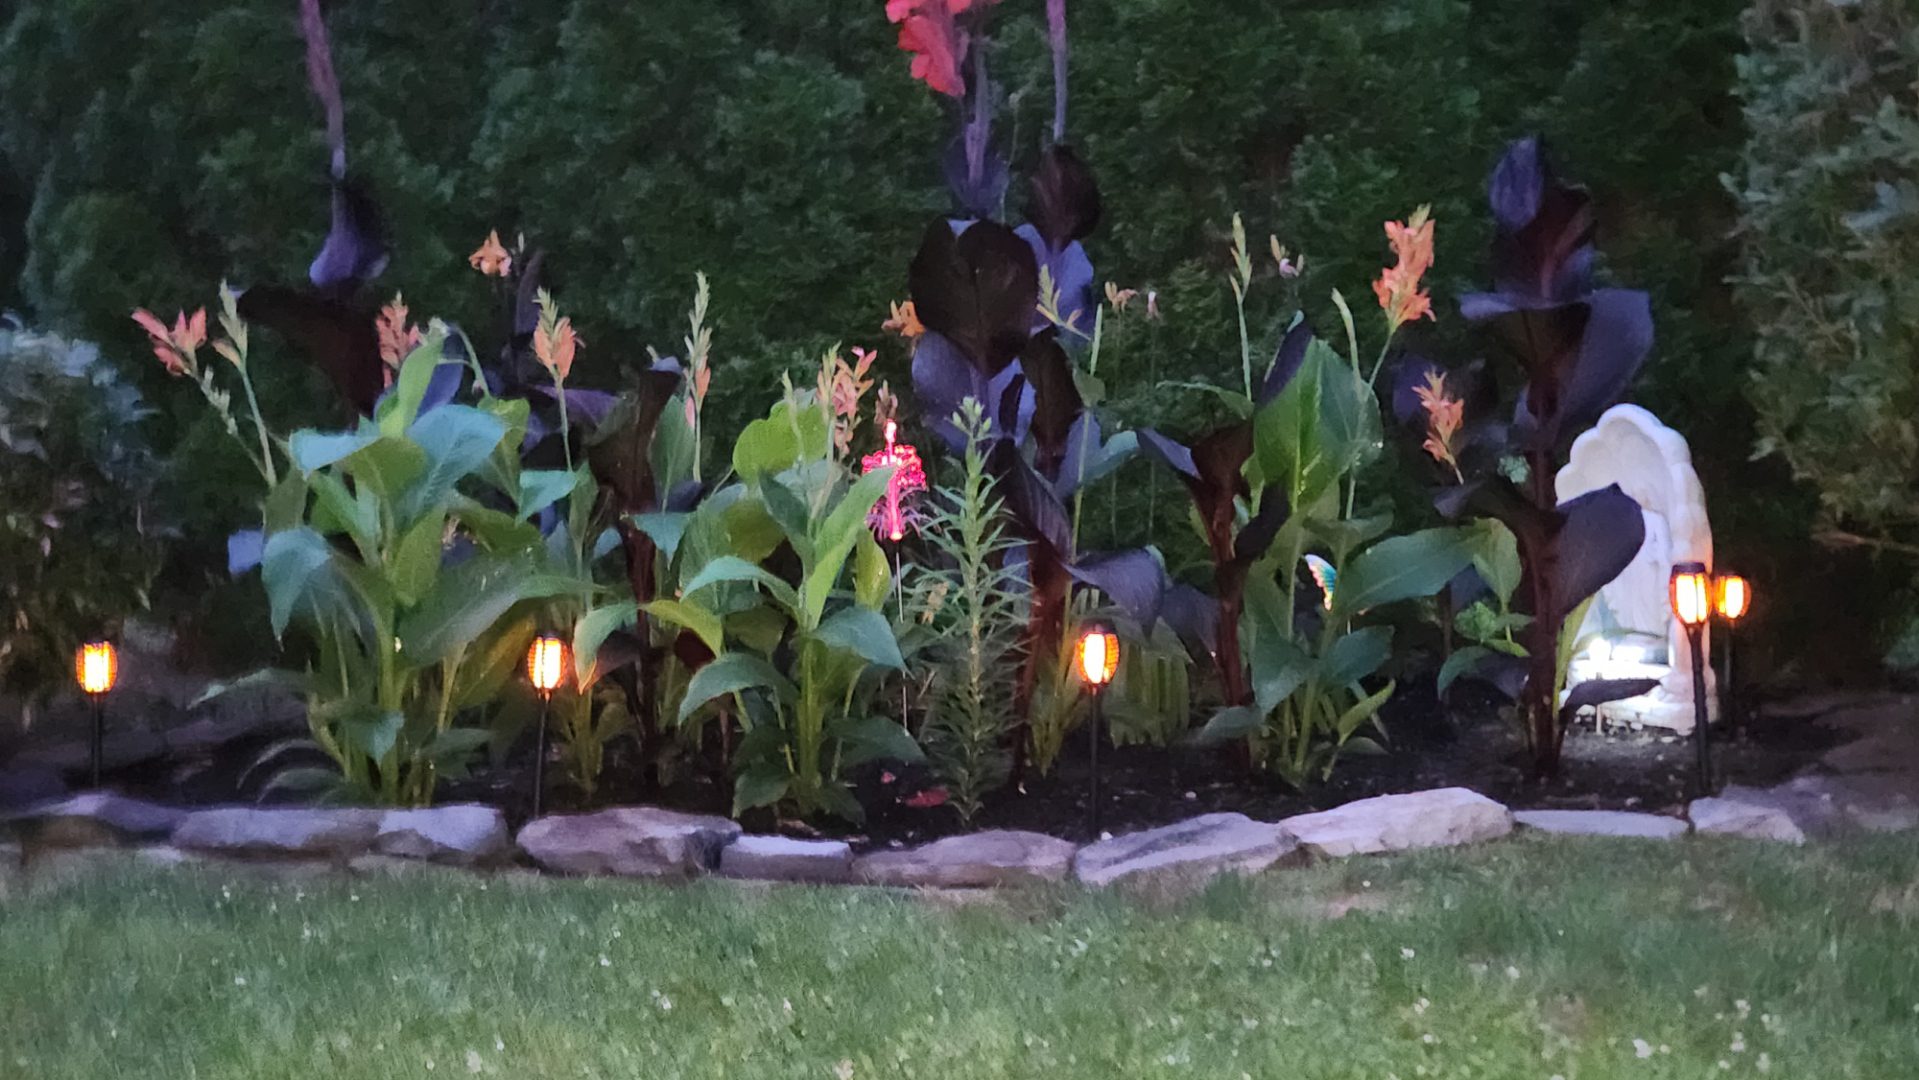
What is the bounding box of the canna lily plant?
[1392,138,1659,776]
[646,353,916,820]
[1141,212,1476,786]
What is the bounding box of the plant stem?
[236,364,278,486]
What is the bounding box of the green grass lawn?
[4,834,1918,1079]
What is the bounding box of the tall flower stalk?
[133,287,279,486]
[533,288,582,472]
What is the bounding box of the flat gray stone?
[1689,793,1806,844]
[720,835,854,883]
[1074,813,1298,890]
[3,792,188,847]
[1514,809,1689,839]
[171,807,382,859]
[515,807,742,877]
[856,830,1078,889]
[1280,787,1513,857]
[374,805,513,866]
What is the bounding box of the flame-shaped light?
[527,634,569,695]
[76,641,118,697]
[1670,563,1712,628]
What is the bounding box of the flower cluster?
[131,307,207,377]
[375,293,423,374]
[883,299,924,340]
[468,229,513,278]
[1412,368,1465,482]
[1373,205,1435,329]
[885,0,999,98]
[533,288,581,381]
[819,347,879,456]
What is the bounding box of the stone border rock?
[6,766,1910,893]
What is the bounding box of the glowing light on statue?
[861,419,927,542]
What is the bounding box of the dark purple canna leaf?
[1135,427,1199,480]
[1551,484,1645,618]
[1026,145,1101,251]
[909,218,1038,375]
[1234,486,1290,565]
[1559,677,1661,721]
[1018,227,1095,336]
[236,285,385,415]
[1021,333,1082,472]
[1486,138,1595,302]
[910,331,987,450]
[1259,320,1315,405]
[1067,548,1167,628]
[988,441,1072,556]
[1160,583,1221,659]
[1546,288,1654,446]
[307,179,390,295]
[1054,412,1114,500]
[586,368,684,516]
[942,138,1009,222]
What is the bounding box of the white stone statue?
[1554,404,1717,733]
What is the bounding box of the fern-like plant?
[918,400,1026,824]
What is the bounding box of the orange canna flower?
[1412,368,1465,483]
[132,307,207,377]
[532,288,581,381]
[1104,282,1139,312]
[375,293,423,368]
[819,347,879,456]
[468,229,513,277]
[535,319,578,381]
[1373,205,1435,330]
[882,299,925,340]
[684,362,712,431]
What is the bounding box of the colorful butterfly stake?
[1305,554,1337,612]
[861,419,928,542]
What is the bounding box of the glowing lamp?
[1669,563,1711,628]
[1669,561,1714,796]
[1075,623,1120,690]
[525,633,570,818]
[1714,574,1750,623]
[75,641,118,697]
[75,639,118,787]
[527,634,568,696]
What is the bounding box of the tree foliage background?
[0,0,1882,675]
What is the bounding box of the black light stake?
[1075,622,1119,837]
[1670,563,1713,796]
[526,634,569,818]
[74,641,118,788]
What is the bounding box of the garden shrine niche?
[1555,404,1717,734]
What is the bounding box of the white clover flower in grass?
[1401,948,1416,959]
[1633,1039,1654,1059]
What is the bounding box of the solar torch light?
[1670,563,1714,796]
[75,640,119,788]
[1714,573,1751,726]
[526,634,570,818]
[1075,621,1120,837]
